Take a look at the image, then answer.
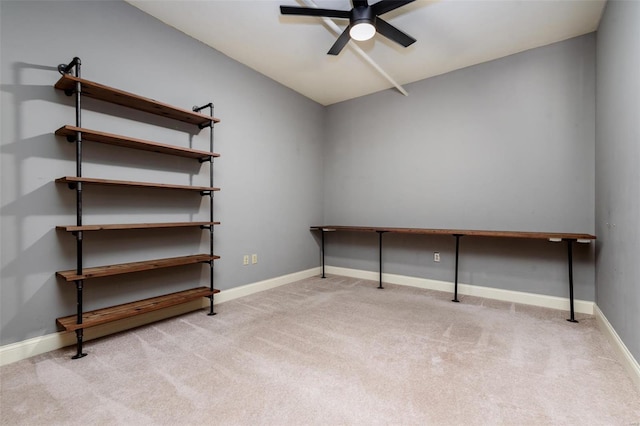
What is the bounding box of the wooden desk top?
[310,226,596,241]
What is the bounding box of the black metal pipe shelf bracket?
[193,103,213,112]
[200,102,216,317]
[59,56,87,359]
[58,57,81,75]
[194,104,214,129]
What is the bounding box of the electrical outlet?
[252,254,258,264]
[434,252,440,262]
[243,255,249,266]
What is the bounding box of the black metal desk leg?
[321,230,326,279]
[452,234,462,303]
[377,231,385,289]
[567,239,578,323]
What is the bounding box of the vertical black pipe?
[72,280,86,359]
[74,59,83,274]
[377,231,384,289]
[567,239,578,323]
[321,230,326,278]
[72,58,86,358]
[208,104,216,316]
[452,234,461,302]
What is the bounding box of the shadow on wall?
[1,62,62,344]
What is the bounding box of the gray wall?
[0,1,324,345]
[595,0,640,361]
[323,35,596,300]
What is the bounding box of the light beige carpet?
[1,275,639,425]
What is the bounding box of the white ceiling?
[126,0,606,106]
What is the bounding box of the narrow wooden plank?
[310,226,596,241]
[56,254,220,281]
[55,126,219,160]
[54,75,220,127]
[57,222,220,232]
[56,287,220,331]
[56,176,220,193]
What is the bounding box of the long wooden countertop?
[310,226,596,241]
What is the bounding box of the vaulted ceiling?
[127,0,606,105]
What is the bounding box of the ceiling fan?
[280,0,417,55]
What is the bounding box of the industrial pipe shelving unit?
[54,57,221,358]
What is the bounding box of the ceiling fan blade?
[327,26,352,55]
[352,0,369,8]
[280,6,350,19]
[371,0,415,16]
[375,17,416,47]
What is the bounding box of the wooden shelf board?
[57,221,220,232]
[56,176,220,193]
[311,226,596,241]
[56,126,219,160]
[56,254,220,281]
[56,287,220,331]
[54,75,220,127]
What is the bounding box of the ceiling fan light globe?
[350,22,376,41]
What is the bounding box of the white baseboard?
[325,265,594,315]
[207,267,321,305]
[594,305,640,392]
[0,267,321,367]
[0,300,204,367]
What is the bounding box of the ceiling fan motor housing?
[351,5,375,27]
